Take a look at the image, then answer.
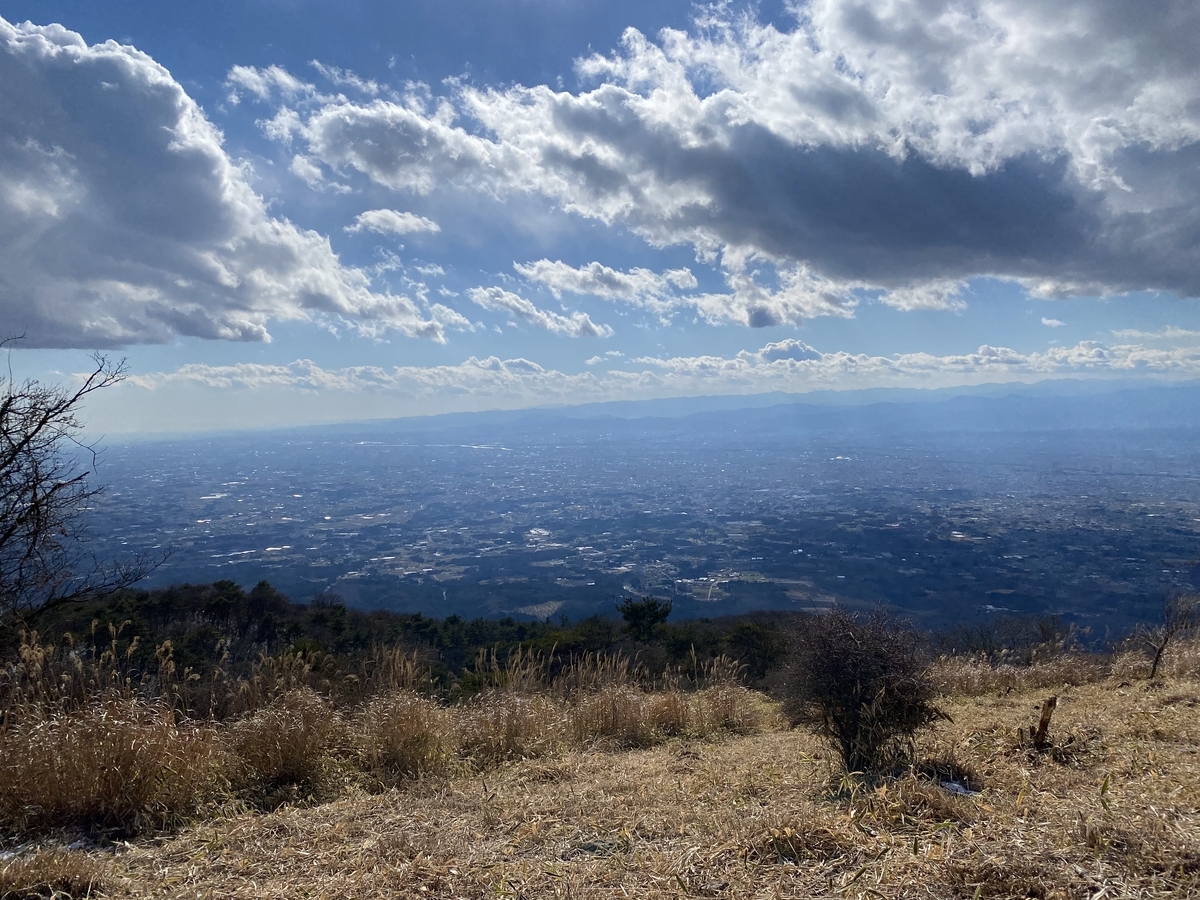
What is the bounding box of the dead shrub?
[0,849,106,899]
[228,688,338,791]
[781,608,946,776]
[356,691,454,781]
[456,693,564,764]
[0,700,224,836]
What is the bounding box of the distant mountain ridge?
[316,379,1200,440]
[109,377,1200,444]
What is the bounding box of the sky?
[2,0,1200,434]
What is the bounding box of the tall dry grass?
[0,848,106,899]
[927,651,1111,696]
[0,635,768,837]
[0,699,225,836]
[228,688,339,790]
[568,685,659,748]
[1160,633,1200,679]
[930,633,1200,697]
[456,693,568,763]
[354,691,453,780]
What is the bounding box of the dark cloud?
[284,0,1200,315]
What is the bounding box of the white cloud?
[1042,317,1066,328]
[261,107,304,144]
[0,18,453,347]
[129,356,619,409]
[879,281,968,312]
[741,339,822,363]
[467,287,613,338]
[635,339,1200,388]
[271,0,1200,309]
[1111,325,1200,341]
[514,259,695,306]
[345,208,440,235]
[514,254,859,327]
[585,350,624,365]
[289,154,325,188]
[127,338,1200,415]
[309,60,381,96]
[226,64,311,103]
[300,93,513,196]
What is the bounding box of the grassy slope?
[62,677,1198,899]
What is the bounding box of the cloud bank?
[129,337,1200,409]
[258,0,1200,327]
[0,18,450,347]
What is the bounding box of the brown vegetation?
[0,632,764,839]
[3,626,1200,898]
[88,667,1200,899]
[781,608,946,774]
[0,699,225,837]
[0,848,105,900]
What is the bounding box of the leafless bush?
[780,608,945,775]
[1141,593,1200,679]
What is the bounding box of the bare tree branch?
[1140,592,1200,680]
[1,339,166,629]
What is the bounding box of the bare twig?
[1,342,165,629]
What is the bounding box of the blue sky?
[3,0,1200,433]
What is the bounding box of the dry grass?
[0,700,225,837]
[456,692,568,764]
[928,652,1112,697]
[1161,636,1200,680]
[0,849,106,899]
[928,636,1200,698]
[65,674,1197,899]
[226,688,340,802]
[0,644,766,837]
[354,691,454,782]
[7,645,1200,898]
